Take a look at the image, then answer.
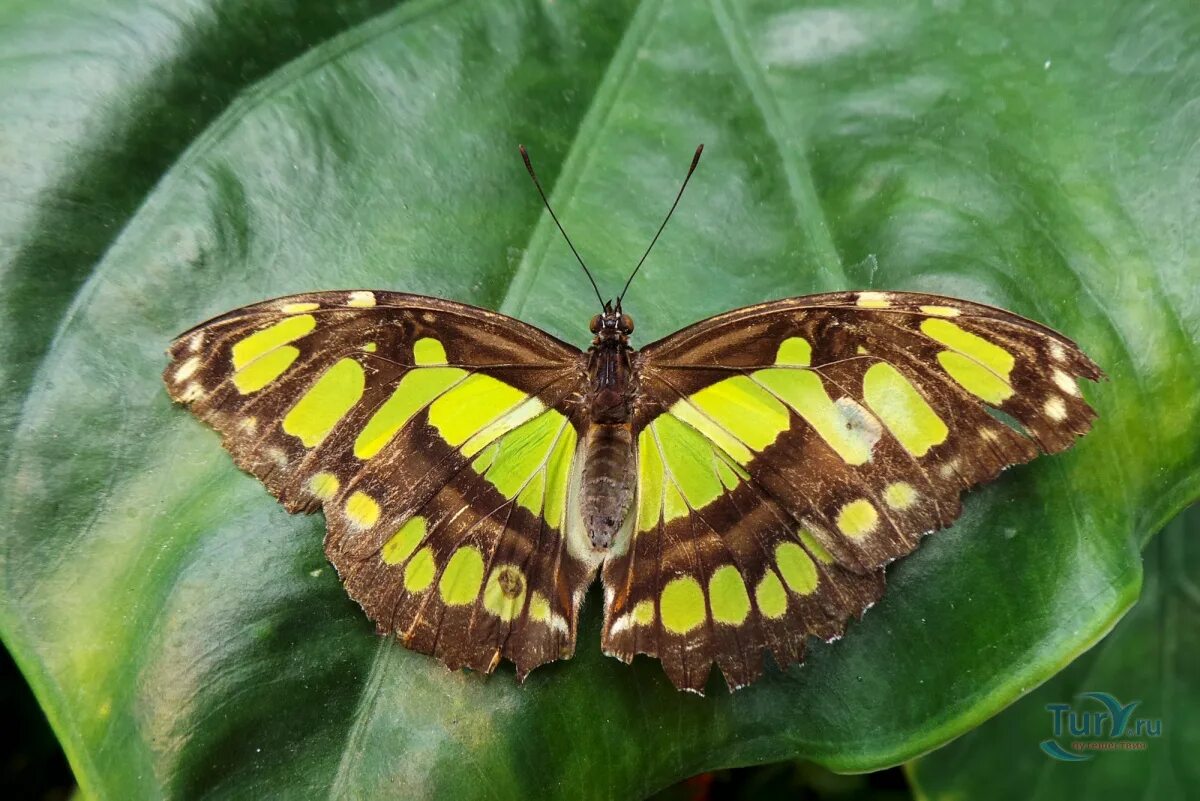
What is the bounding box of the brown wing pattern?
[603,290,1103,692]
[164,291,596,677]
[602,465,886,691]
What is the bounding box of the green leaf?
[0,0,406,449]
[907,504,1199,798]
[2,0,1197,798]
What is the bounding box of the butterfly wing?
[164,291,599,677]
[603,290,1103,691]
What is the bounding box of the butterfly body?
[580,309,639,549]
[165,288,1102,693]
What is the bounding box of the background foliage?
[2,0,1196,798]
[908,503,1198,800]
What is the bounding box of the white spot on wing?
[855,291,891,308]
[1044,396,1068,421]
[174,357,200,382]
[834,397,883,459]
[1052,368,1079,396]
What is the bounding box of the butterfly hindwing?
[164,291,598,676]
[602,290,1102,691]
[601,449,886,690]
[325,402,595,676]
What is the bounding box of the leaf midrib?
[328,1,660,794]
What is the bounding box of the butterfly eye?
[589,314,602,333]
[619,314,635,334]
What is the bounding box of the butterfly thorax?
[586,312,635,423]
[580,310,638,550]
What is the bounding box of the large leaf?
[2,0,1197,797]
[907,504,1199,799]
[0,0,404,448]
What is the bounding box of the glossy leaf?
[2,0,1198,798]
[0,0,404,448]
[908,504,1199,799]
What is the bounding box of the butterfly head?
[590,305,635,344]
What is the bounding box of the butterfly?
[163,145,1103,693]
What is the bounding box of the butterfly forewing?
[164,291,598,676]
[604,290,1103,691]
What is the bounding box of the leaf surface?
[2,0,1198,798]
[908,505,1199,800]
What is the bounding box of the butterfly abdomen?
[580,423,635,550]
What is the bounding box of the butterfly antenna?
[617,144,704,306]
[519,145,606,310]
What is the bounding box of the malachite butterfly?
[164,146,1102,693]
